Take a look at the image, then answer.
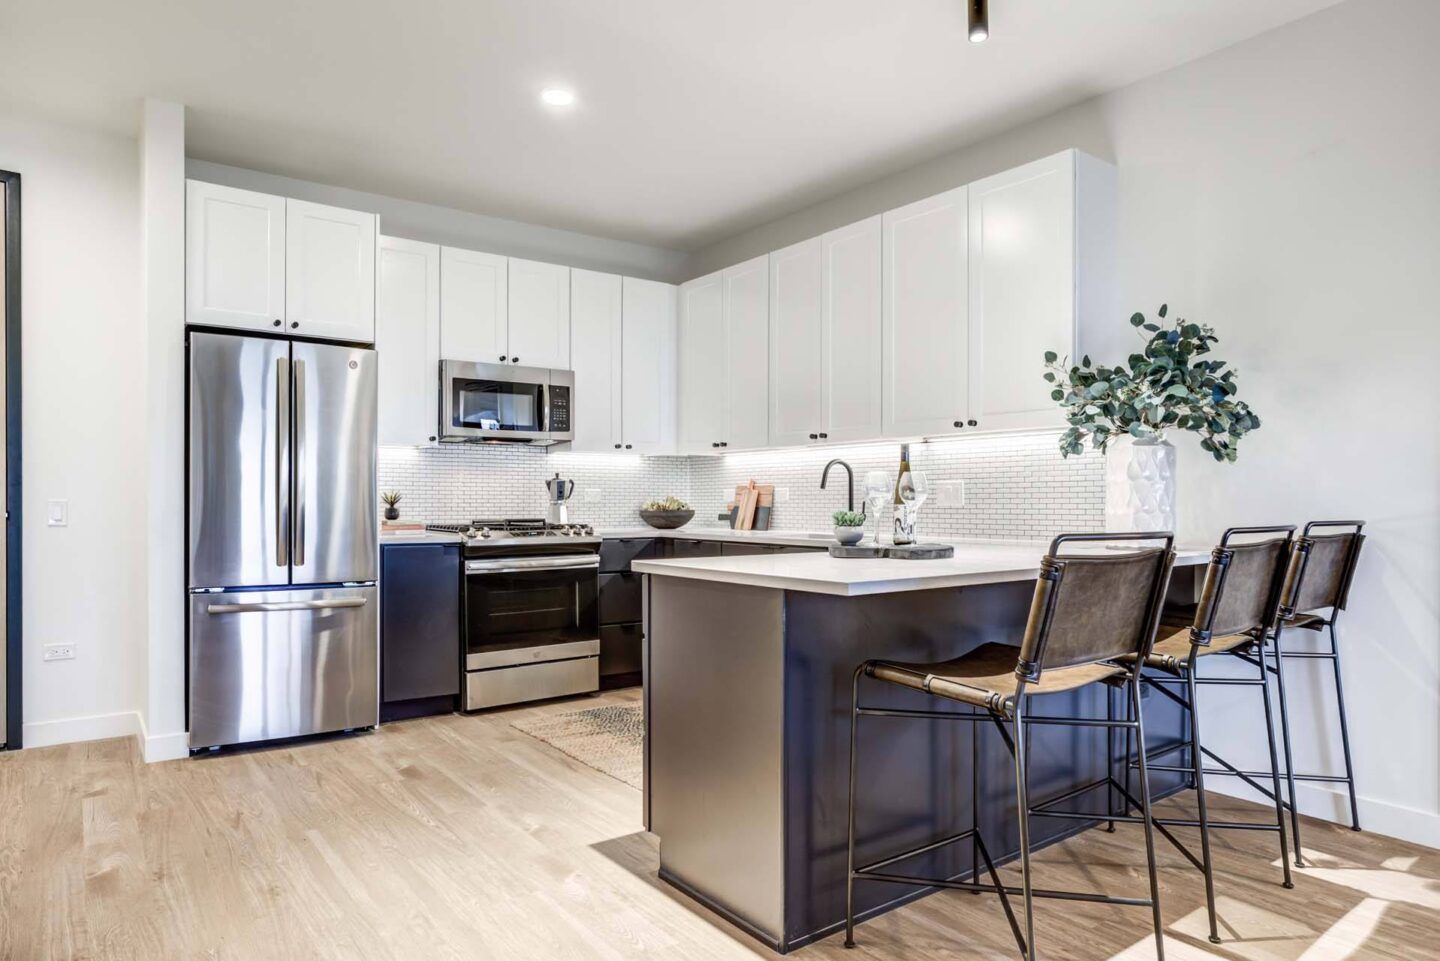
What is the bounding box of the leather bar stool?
[1268,520,1366,865]
[844,532,1176,961]
[1110,526,1297,945]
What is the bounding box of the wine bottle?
[893,444,914,545]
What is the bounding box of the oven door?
[441,360,553,443]
[464,554,600,671]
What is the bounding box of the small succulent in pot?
[381,490,402,521]
[832,509,866,546]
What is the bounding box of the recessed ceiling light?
[541,88,576,107]
[968,0,989,43]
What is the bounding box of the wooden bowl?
[640,509,695,530]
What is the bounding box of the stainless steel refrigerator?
[187,331,379,750]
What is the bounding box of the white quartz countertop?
[633,540,1211,597]
[594,526,838,548]
[378,530,463,545]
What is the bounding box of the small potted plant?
[832,509,866,546]
[381,490,402,521]
[640,496,695,530]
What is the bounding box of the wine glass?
[862,471,892,545]
[897,470,930,541]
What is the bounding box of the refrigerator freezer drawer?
[189,585,378,749]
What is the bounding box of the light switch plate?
[774,487,790,504]
[47,499,68,527]
[934,480,966,508]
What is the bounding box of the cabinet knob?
[428,436,436,442]
[614,443,622,449]
[625,444,633,450]
[967,419,977,427]
[720,441,728,448]
[511,357,520,364]
[818,432,828,439]
[272,319,282,328]
[712,442,720,448]
[953,420,962,428]
[499,355,507,361]
[808,433,818,440]
[290,321,299,329]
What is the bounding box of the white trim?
[1212,777,1440,850]
[136,711,189,763]
[22,710,140,749]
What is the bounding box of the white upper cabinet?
[185,181,286,333]
[721,255,770,451]
[768,238,825,447]
[968,150,1112,432]
[570,268,624,452]
[678,272,726,454]
[375,236,440,446]
[285,199,377,342]
[507,258,571,370]
[881,186,969,438]
[620,277,678,454]
[820,216,883,443]
[440,247,509,363]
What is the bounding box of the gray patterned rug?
[510,704,644,789]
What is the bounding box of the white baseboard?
[22,710,141,749]
[1212,777,1440,850]
[137,712,189,763]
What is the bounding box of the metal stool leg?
[1185,657,1219,944]
[1328,622,1361,831]
[1256,643,1295,889]
[1106,685,1118,832]
[1011,698,1038,961]
[1269,628,1305,866]
[844,666,863,948]
[1131,675,1167,961]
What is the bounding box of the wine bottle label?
[893,506,915,545]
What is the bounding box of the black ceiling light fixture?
[968,0,989,43]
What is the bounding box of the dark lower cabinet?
[600,622,644,677]
[380,543,461,721]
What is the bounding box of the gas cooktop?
[427,518,596,542]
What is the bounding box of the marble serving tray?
[828,543,956,560]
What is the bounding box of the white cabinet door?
[678,272,725,454]
[767,238,824,447]
[620,277,677,454]
[721,255,770,451]
[440,247,508,363]
[882,186,969,437]
[570,269,623,452]
[508,258,571,370]
[185,180,286,332]
[376,237,440,446]
[821,216,883,443]
[285,199,376,342]
[968,153,1075,432]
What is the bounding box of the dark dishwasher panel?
[598,571,644,625]
[380,543,461,721]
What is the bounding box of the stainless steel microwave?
[439,360,574,445]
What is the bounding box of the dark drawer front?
[598,571,643,625]
[599,622,643,677]
[381,543,461,703]
[600,537,657,573]
[668,538,724,559]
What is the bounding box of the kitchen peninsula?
[634,542,1209,952]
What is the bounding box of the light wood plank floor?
[2,689,1436,960]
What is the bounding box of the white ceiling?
[0,0,1341,250]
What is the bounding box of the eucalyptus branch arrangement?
[1042,304,1261,462]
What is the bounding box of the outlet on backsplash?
[934,480,967,508]
[774,487,790,503]
[583,487,603,503]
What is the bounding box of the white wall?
[687,0,1440,847]
[0,103,148,746]
[186,160,690,284]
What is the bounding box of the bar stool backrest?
[1016,532,1176,682]
[1280,520,1366,616]
[1191,526,1295,644]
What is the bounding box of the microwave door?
[290,341,379,586]
[188,332,291,590]
[442,361,551,442]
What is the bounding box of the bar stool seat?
[869,643,1124,713]
[1281,612,1328,631]
[1138,627,1256,675]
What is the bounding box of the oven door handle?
[465,556,601,575]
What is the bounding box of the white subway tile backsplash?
[377,431,1103,539]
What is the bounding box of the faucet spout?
[820,459,855,513]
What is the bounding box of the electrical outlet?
[583,487,602,503]
[934,480,966,508]
[774,487,790,504]
[43,643,75,661]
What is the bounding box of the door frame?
[2,170,21,748]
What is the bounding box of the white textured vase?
[1105,437,1177,533]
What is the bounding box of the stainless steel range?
[427,519,601,710]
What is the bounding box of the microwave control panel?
[549,385,571,432]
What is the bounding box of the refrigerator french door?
[187,331,379,749]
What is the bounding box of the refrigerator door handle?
[206,597,369,615]
[293,358,306,567]
[276,356,290,569]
